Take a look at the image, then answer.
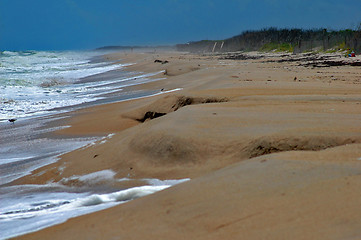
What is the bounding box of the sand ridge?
[13,51,361,239]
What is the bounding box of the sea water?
[0,50,166,120]
[0,50,184,239]
[0,175,189,239]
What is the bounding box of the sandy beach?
[13,50,361,239]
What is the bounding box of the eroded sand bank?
[14,51,361,239]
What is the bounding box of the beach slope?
[14,51,361,239]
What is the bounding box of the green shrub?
[260,42,293,52]
[278,43,294,52]
[260,42,279,52]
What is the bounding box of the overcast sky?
[1,0,361,50]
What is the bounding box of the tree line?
[176,27,361,54]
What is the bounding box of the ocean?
[0,50,185,239]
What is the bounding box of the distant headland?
[95,45,175,51]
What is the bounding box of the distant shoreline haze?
[94,27,361,54]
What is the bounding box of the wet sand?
[14,51,361,239]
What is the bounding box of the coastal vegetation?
[176,27,361,53]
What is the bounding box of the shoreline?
[1,52,191,239]
[0,53,175,186]
[12,50,361,239]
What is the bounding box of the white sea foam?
[121,87,183,103]
[97,133,115,145]
[145,178,190,186]
[61,170,117,184]
[0,50,132,119]
[0,155,37,165]
[0,51,178,120]
[0,178,188,239]
[59,170,191,187]
[72,185,170,207]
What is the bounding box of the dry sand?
[14,51,361,239]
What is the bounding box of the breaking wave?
[0,178,189,239]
